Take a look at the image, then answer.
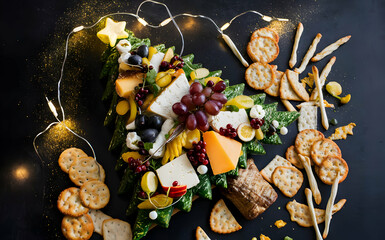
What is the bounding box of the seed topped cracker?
[57,187,89,217]
[102,219,132,240]
[260,155,293,183]
[210,199,242,234]
[58,148,88,173]
[295,129,324,157]
[80,180,110,209]
[318,156,349,185]
[272,166,303,198]
[311,138,342,166]
[69,157,103,186]
[61,213,94,240]
[196,226,211,240]
[247,36,279,63]
[251,27,279,43]
[245,62,275,90]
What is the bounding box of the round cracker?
[80,180,110,209]
[57,187,89,217]
[295,129,324,157]
[61,213,94,240]
[311,138,342,166]
[319,156,348,185]
[58,148,88,173]
[264,70,283,97]
[285,145,303,169]
[251,27,279,43]
[247,36,279,63]
[245,62,275,90]
[68,157,103,186]
[272,166,303,198]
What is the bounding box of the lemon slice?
[184,129,201,149]
[226,95,254,109]
[141,171,158,194]
[237,123,255,142]
[326,81,342,96]
[137,194,173,209]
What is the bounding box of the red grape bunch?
[127,157,150,174]
[219,124,237,139]
[159,55,185,72]
[187,141,209,166]
[172,80,227,131]
[135,87,150,106]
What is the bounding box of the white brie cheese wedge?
[156,154,200,189]
[150,52,165,73]
[208,109,249,132]
[148,73,190,119]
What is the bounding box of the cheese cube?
[203,131,242,175]
[115,72,144,98]
[208,109,249,132]
[156,154,200,189]
[148,73,190,119]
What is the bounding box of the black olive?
[330,118,338,126]
[140,129,159,143]
[148,115,164,131]
[127,54,142,65]
[267,124,276,136]
[135,114,148,130]
[136,45,149,58]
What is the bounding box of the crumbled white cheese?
[250,104,265,119]
[116,40,132,54]
[126,132,141,150]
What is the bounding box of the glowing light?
[160,18,172,26]
[73,26,84,32]
[276,18,289,22]
[137,18,148,26]
[13,166,29,181]
[262,15,273,22]
[46,98,58,118]
[220,22,230,31]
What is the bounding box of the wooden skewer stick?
[313,66,329,130]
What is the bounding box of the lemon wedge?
[141,171,158,194]
[137,194,173,209]
[226,95,254,109]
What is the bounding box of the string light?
[34,0,289,169]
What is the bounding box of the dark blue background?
[0,0,384,239]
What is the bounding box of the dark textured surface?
[0,0,384,239]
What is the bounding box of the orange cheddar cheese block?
[115,72,144,98]
[203,131,242,175]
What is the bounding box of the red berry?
[172,181,178,186]
[202,159,209,165]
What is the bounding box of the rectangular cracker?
[311,35,351,62]
[287,69,309,101]
[260,155,293,183]
[102,219,132,240]
[280,70,302,101]
[295,33,322,74]
[298,104,317,132]
[88,209,112,235]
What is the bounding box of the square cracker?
[260,155,293,183]
[88,209,112,235]
[298,104,317,132]
[280,70,302,101]
[102,219,132,240]
[272,166,303,198]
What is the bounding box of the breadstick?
[313,66,329,130]
[299,154,322,205]
[323,171,341,239]
[311,35,351,62]
[310,56,336,101]
[294,33,322,74]
[281,99,297,112]
[289,22,304,68]
[305,188,323,240]
[222,33,249,67]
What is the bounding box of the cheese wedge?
[115,72,144,99]
[148,73,190,119]
[203,131,242,175]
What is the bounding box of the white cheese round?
[280,126,288,135]
[250,105,265,119]
[149,210,158,220]
[197,165,208,175]
[272,120,279,128]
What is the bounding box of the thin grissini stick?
[281,99,297,112]
[289,22,304,68]
[323,171,341,239]
[312,66,329,130]
[305,188,323,240]
[299,154,322,205]
[294,33,322,74]
[310,56,336,101]
[311,35,351,62]
[222,33,249,67]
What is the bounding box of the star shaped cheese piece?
[97,18,128,47]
